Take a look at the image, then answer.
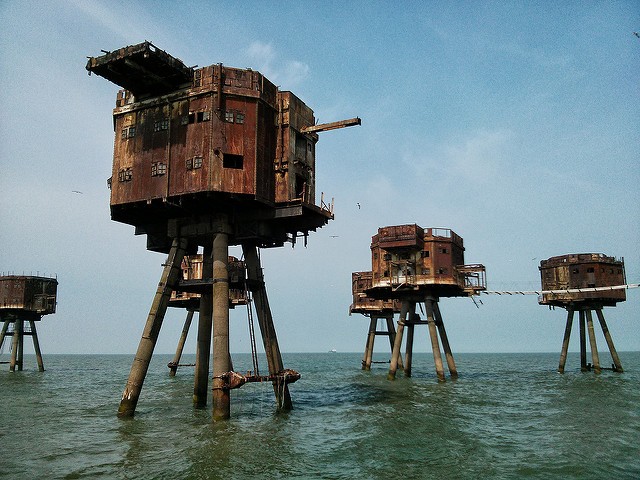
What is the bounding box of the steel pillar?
[362,316,377,370]
[10,319,22,372]
[30,320,45,372]
[433,301,457,379]
[425,298,445,382]
[118,237,188,418]
[585,310,601,374]
[579,310,587,371]
[388,300,409,380]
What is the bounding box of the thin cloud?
[244,41,310,88]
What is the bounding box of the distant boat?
[329,349,337,353]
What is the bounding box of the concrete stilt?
[362,316,377,370]
[243,244,292,410]
[404,322,414,377]
[30,320,45,372]
[425,299,445,382]
[595,308,623,372]
[118,237,188,418]
[10,319,22,372]
[386,317,403,370]
[433,301,457,379]
[0,320,9,351]
[194,245,213,407]
[558,308,574,373]
[579,310,587,372]
[212,231,231,421]
[169,310,194,377]
[388,300,409,380]
[585,310,601,374]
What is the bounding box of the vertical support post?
[425,298,445,382]
[585,309,601,374]
[388,300,408,380]
[0,319,10,351]
[212,231,231,421]
[579,310,587,371]
[169,309,194,377]
[118,237,188,418]
[433,301,457,379]
[386,316,403,370]
[193,245,213,407]
[403,302,416,377]
[17,318,24,371]
[243,244,292,410]
[362,316,376,370]
[30,320,45,372]
[595,308,623,372]
[10,319,22,372]
[558,308,574,373]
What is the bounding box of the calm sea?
[1,351,638,479]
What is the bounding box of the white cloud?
[244,41,310,88]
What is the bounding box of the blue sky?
[1,1,638,357]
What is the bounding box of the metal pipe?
[585,310,601,374]
[595,308,623,372]
[193,244,213,407]
[30,320,45,372]
[169,310,194,377]
[558,308,574,373]
[212,231,231,421]
[118,237,188,417]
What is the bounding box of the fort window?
[121,126,136,139]
[587,267,594,273]
[151,162,167,176]
[154,119,169,132]
[223,153,243,169]
[421,251,430,258]
[225,111,234,123]
[188,113,196,124]
[383,253,392,261]
[440,248,448,254]
[422,268,431,275]
[118,168,132,182]
[236,113,244,124]
[573,268,579,274]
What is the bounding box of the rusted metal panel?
[369,225,485,298]
[301,117,361,134]
[0,276,58,317]
[169,255,247,308]
[539,253,626,306]
[350,271,398,314]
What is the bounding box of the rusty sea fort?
[1,351,639,479]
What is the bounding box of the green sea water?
[1,351,639,479]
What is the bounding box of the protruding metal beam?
[300,117,361,134]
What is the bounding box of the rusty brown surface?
[368,225,486,298]
[87,43,362,250]
[539,253,626,306]
[349,271,399,315]
[169,255,247,308]
[0,276,58,318]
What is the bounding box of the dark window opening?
[225,111,234,123]
[422,268,431,275]
[587,267,595,273]
[383,253,392,261]
[438,268,447,275]
[441,248,448,254]
[383,270,389,277]
[572,268,579,274]
[151,162,167,177]
[295,174,306,199]
[236,113,245,124]
[421,251,430,258]
[223,153,243,169]
[188,113,195,124]
[118,168,132,182]
[154,119,169,132]
[197,111,205,122]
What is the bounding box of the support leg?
[585,310,601,374]
[118,237,188,418]
[558,308,574,373]
[425,298,445,382]
[403,302,416,377]
[212,231,231,421]
[433,301,457,379]
[243,244,292,411]
[169,310,194,377]
[595,308,623,372]
[10,319,22,372]
[0,319,10,352]
[388,300,409,380]
[30,320,45,372]
[193,245,213,407]
[386,316,403,370]
[579,310,587,371]
[362,316,376,370]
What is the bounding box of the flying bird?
[356,203,361,209]
[72,190,83,194]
